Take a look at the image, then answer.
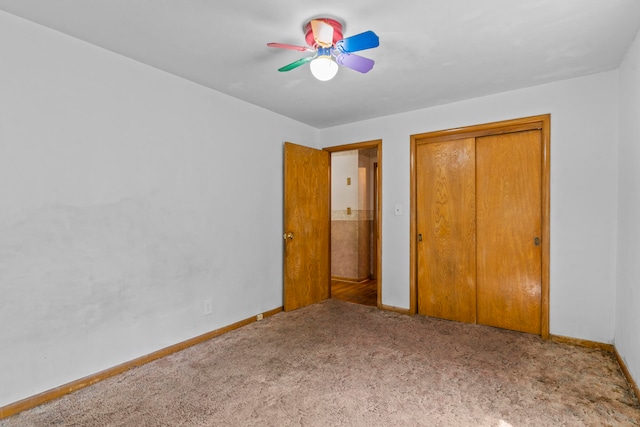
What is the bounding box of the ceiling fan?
[267,18,379,81]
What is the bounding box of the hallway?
[331,279,377,306]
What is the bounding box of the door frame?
[324,140,383,308]
[409,115,550,338]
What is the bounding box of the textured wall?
[331,210,372,281]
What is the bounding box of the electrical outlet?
[203,298,213,315]
[256,313,264,321]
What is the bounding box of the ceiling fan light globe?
[310,56,339,81]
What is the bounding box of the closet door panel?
[416,138,476,323]
[476,130,542,334]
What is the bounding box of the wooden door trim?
[410,115,550,339]
[324,140,383,308]
[540,116,551,339]
[411,117,544,143]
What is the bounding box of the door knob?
[283,232,294,240]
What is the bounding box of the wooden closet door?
[416,138,476,323]
[476,130,542,334]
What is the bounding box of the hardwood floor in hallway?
[331,279,377,306]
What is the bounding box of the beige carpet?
[2,299,639,426]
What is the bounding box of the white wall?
[321,71,620,343]
[616,29,640,388]
[331,151,359,210]
[0,11,318,407]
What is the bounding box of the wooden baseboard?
[549,334,615,352]
[614,348,640,403]
[0,307,283,420]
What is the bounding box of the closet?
[410,116,550,336]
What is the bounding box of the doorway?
[325,141,382,308]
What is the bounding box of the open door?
[283,142,330,311]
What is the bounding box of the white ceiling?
[1,0,640,128]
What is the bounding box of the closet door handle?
[534,237,540,246]
[418,233,423,242]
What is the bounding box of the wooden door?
[283,142,330,311]
[476,130,542,334]
[416,138,477,323]
[411,115,549,336]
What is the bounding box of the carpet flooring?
[2,299,639,426]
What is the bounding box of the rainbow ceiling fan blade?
[334,52,375,73]
[335,31,380,53]
[310,19,334,47]
[267,43,314,52]
[277,56,315,72]
[266,17,379,79]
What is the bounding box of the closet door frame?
[409,115,551,339]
